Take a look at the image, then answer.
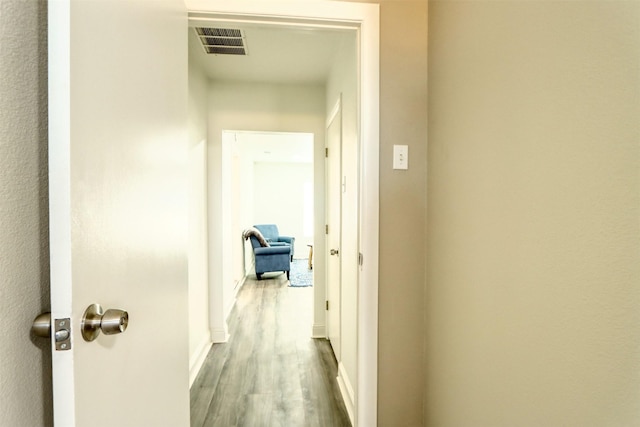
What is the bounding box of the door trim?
[186,2,379,425]
[325,95,342,358]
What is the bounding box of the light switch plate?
[393,145,408,170]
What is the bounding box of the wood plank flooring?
[190,271,351,427]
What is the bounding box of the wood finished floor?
[190,271,351,427]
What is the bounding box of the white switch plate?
[393,145,409,170]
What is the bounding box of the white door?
[48,1,189,426]
[326,99,342,359]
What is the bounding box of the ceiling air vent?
[194,27,247,55]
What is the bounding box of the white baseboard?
[212,275,249,345]
[312,323,326,338]
[210,327,229,343]
[226,275,247,320]
[189,334,212,388]
[337,362,355,426]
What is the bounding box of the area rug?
[288,259,313,287]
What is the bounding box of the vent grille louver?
[194,27,247,55]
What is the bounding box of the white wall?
[236,143,256,274]
[234,131,314,267]
[219,131,233,320]
[208,82,326,339]
[0,1,53,425]
[230,144,244,288]
[253,162,313,258]
[427,1,640,425]
[326,31,358,407]
[187,51,211,381]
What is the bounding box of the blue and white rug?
[289,259,313,287]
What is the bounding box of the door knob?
[330,248,339,256]
[81,304,129,342]
[32,312,52,338]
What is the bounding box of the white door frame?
[185,2,379,425]
[326,96,343,359]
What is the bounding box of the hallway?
[190,271,351,427]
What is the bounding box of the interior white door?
[48,1,189,426]
[326,99,342,359]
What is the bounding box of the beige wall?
[377,2,429,425]
[0,0,53,426]
[427,1,640,426]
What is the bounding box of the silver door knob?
[32,312,52,338]
[81,304,129,342]
[330,248,339,256]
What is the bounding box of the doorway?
[45,1,378,425]
[187,3,380,425]
[230,130,315,281]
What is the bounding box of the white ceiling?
[191,22,352,162]
[188,22,352,85]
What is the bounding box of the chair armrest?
[278,236,294,245]
[254,246,291,256]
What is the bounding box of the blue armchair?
[244,227,291,280]
[254,224,295,261]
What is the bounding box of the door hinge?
[326,300,329,310]
[325,147,329,158]
[325,224,329,234]
[358,252,364,266]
